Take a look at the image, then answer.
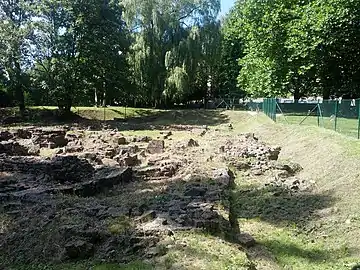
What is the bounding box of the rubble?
[0,126,305,266]
[147,140,165,154]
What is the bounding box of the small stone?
[268,146,281,160]
[162,131,173,140]
[199,130,206,137]
[236,233,256,248]
[233,161,251,171]
[101,158,119,167]
[0,131,13,141]
[136,210,157,223]
[187,139,199,147]
[136,136,152,143]
[121,154,140,167]
[139,150,146,157]
[16,129,32,139]
[0,141,32,156]
[292,179,300,185]
[79,152,97,160]
[147,140,165,154]
[54,148,64,155]
[252,169,263,176]
[65,145,84,153]
[212,168,234,187]
[184,186,207,197]
[118,137,127,145]
[105,148,117,158]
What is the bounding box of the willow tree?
[123,0,221,107]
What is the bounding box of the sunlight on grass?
[158,231,250,270]
[277,114,360,139]
[241,220,359,270]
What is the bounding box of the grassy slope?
[277,114,360,139]
[229,111,360,269]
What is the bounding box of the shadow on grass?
[229,184,345,266]
[232,185,334,225]
[259,240,347,263]
[0,108,230,130]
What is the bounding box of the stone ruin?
[0,127,306,265]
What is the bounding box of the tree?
[123,0,221,107]
[218,7,245,98]
[230,0,360,100]
[0,0,34,113]
[31,0,130,112]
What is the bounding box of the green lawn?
[0,106,161,122]
[229,112,360,270]
[277,114,360,139]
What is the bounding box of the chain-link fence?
[263,98,360,139]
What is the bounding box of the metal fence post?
[262,99,266,116]
[317,101,320,127]
[272,98,277,122]
[334,100,339,132]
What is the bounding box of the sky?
[220,0,236,16]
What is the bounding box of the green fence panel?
[262,98,276,121]
[334,99,359,138]
[273,98,360,139]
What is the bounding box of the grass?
[2,109,360,269]
[157,231,250,270]
[107,216,133,235]
[7,232,251,270]
[227,111,360,269]
[277,114,360,139]
[1,106,158,121]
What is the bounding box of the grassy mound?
[228,111,360,269]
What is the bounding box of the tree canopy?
[1,0,360,111]
[228,0,360,99]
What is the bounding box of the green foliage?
[230,0,360,99]
[218,9,245,98]
[1,0,225,110]
[124,0,221,107]
[2,0,360,109]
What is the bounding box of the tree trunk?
[16,85,25,116]
[94,88,98,107]
[323,88,330,100]
[102,80,106,107]
[294,88,301,103]
[14,61,25,116]
[65,96,72,112]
